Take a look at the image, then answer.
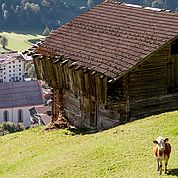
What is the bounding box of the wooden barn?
[28,0,178,130]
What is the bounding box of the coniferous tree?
[0,36,8,49]
[43,27,50,36]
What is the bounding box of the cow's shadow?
[167,168,178,176]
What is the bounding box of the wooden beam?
[69,62,77,69]
[61,59,68,66]
[53,56,62,64]
[83,67,89,74]
[108,79,114,83]
[100,75,105,79]
[75,66,82,71]
[32,54,42,58]
[91,71,96,75]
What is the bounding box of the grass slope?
[0,111,178,178]
[0,32,44,52]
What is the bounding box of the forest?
[0,0,177,32]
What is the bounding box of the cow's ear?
[164,138,169,142]
[153,140,158,144]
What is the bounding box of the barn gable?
[28,0,178,130]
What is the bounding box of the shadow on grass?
[167,168,178,176]
[0,47,12,53]
[66,127,97,135]
[4,47,11,51]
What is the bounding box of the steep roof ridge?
[32,0,178,79]
[40,0,175,47]
[104,0,173,13]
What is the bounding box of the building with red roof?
[0,80,44,127]
[28,0,178,130]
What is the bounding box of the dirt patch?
[45,113,71,131]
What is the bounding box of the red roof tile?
[36,0,178,78]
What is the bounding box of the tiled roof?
[36,114,51,125]
[36,0,178,78]
[0,81,44,108]
[35,106,51,114]
[0,51,26,64]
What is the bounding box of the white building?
[0,51,29,83]
[0,81,44,127]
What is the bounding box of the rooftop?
[0,51,30,65]
[0,80,44,108]
[35,0,178,79]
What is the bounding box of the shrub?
[0,122,24,136]
[0,35,8,48]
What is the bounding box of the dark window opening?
[47,111,52,116]
[18,109,23,122]
[3,110,9,122]
[171,39,178,55]
[107,80,123,102]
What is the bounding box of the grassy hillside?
[0,111,178,178]
[0,32,44,52]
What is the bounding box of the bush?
[0,122,24,136]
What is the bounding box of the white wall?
[0,105,42,127]
[0,70,2,81]
[1,59,25,83]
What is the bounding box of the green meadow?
[0,111,178,178]
[0,31,44,52]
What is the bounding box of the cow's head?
[153,136,169,151]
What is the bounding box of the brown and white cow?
[153,136,171,175]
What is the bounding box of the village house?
[28,0,178,130]
[29,106,52,125]
[0,51,32,83]
[0,80,44,127]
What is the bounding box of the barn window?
[18,109,23,122]
[171,39,178,55]
[3,110,9,122]
[107,80,123,102]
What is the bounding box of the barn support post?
[51,87,64,122]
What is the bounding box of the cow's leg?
[157,158,160,171]
[159,159,163,175]
[165,158,168,174]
